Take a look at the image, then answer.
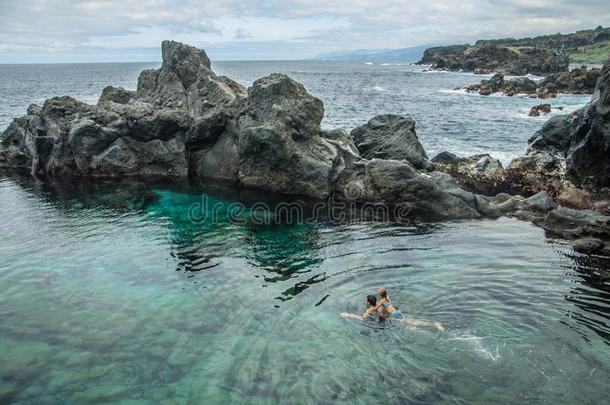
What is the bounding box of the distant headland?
[418,26,609,74]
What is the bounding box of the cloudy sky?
[1,0,609,62]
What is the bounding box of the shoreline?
[1,41,608,255]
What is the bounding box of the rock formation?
[350,114,434,171]
[433,60,610,252]
[464,67,601,98]
[419,26,610,69]
[529,104,552,117]
[419,44,568,75]
[0,41,482,220]
[1,41,609,254]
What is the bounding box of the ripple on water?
[1,176,610,404]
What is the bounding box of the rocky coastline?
[1,41,609,254]
[463,66,601,98]
[419,26,610,73]
[433,60,610,252]
[419,43,568,75]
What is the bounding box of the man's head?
[378,287,387,298]
[366,295,377,306]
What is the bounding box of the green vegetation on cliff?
[420,26,609,69]
[475,26,610,64]
[568,40,610,64]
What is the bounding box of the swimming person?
[377,287,399,317]
[377,287,445,331]
[339,295,385,320]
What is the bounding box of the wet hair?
[378,287,388,298]
[366,295,377,306]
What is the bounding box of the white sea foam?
[438,88,469,95]
[513,102,588,121]
[426,139,520,166]
[503,73,546,81]
[448,331,502,363]
[362,85,385,91]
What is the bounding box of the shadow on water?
[561,252,610,345]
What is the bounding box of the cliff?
[418,26,610,73]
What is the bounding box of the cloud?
[0,0,609,61]
[235,28,253,39]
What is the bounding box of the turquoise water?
[1,175,609,404]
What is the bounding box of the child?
[377,287,444,331]
[377,287,400,318]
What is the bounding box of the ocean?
[0,62,608,404]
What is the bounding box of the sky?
[0,0,609,62]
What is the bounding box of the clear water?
[0,62,609,404]
[0,176,609,404]
[0,62,591,164]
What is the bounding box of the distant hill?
[314,45,433,62]
[419,26,610,72]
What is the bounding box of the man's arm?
[340,308,372,320]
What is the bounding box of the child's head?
[378,287,388,298]
[366,295,377,306]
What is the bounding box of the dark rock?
[572,237,604,253]
[474,68,493,75]
[432,152,506,195]
[98,86,134,105]
[521,190,558,213]
[539,207,610,241]
[528,114,573,155]
[505,152,566,198]
[479,73,505,96]
[463,67,599,97]
[565,61,610,190]
[420,43,567,75]
[236,74,338,198]
[161,40,211,89]
[528,103,552,116]
[353,158,481,219]
[488,73,505,89]
[540,66,602,95]
[1,40,609,249]
[473,190,556,220]
[418,45,470,64]
[350,114,433,171]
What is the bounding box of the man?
[339,295,384,320]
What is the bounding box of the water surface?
[1,176,609,404]
[0,60,608,404]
